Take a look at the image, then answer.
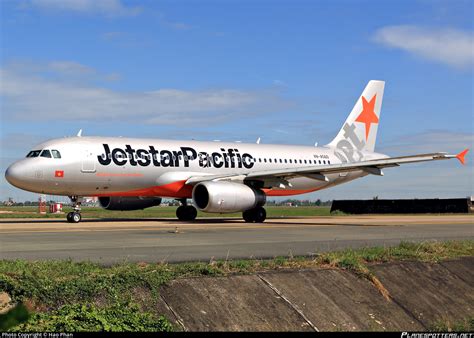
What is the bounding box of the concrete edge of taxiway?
[3,257,471,331]
[154,257,473,331]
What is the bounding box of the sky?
[0,0,473,202]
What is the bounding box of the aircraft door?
[82,150,96,173]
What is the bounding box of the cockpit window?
[26,150,41,158]
[52,150,61,159]
[40,150,52,158]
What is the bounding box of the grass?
[431,317,474,332]
[0,240,472,331]
[0,205,332,219]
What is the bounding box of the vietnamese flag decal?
[55,170,64,178]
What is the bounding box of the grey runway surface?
[1,215,473,264]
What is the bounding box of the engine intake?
[192,181,266,213]
[98,196,162,211]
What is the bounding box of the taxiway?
[0,215,472,264]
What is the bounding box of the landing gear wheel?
[254,207,266,223]
[67,196,83,223]
[71,212,82,223]
[243,209,255,223]
[242,207,266,223]
[66,211,82,223]
[185,206,197,221]
[176,205,197,221]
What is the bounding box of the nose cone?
[5,161,31,189]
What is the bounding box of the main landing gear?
[176,199,198,222]
[243,206,266,223]
[67,196,83,223]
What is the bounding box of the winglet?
[456,148,469,165]
[77,129,83,137]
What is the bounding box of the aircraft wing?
[185,149,468,185]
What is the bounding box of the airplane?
[5,80,469,223]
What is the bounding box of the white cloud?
[272,80,287,87]
[373,25,474,69]
[3,60,119,83]
[0,62,292,126]
[27,0,141,17]
[379,130,474,156]
[154,12,194,31]
[47,61,96,76]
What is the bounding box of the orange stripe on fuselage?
[96,173,144,177]
[94,180,193,198]
[93,180,320,198]
[264,187,322,196]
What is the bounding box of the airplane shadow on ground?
[0,217,385,227]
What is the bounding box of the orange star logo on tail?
[355,94,379,140]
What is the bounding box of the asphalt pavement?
[1,215,472,264]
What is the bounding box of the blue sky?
[1,0,473,201]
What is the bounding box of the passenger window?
[328,160,331,164]
[52,150,61,159]
[269,159,272,163]
[304,160,307,164]
[284,159,287,163]
[264,158,267,163]
[40,150,52,158]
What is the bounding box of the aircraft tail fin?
[327,80,385,153]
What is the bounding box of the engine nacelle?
[98,196,162,211]
[192,181,266,213]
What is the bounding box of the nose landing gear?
[66,211,82,223]
[67,196,83,223]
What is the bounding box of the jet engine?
[98,196,162,211]
[192,181,266,213]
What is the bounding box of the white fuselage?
[5,136,386,198]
